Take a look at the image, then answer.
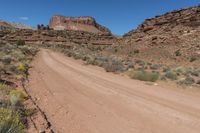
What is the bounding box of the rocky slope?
[116,5,200,67]
[0,29,117,45]
[0,18,116,45]
[49,16,111,34]
[0,20,34,30]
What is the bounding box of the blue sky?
[0,0,200,35]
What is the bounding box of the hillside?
[0,20,34,30]
[49,16,111,34]
[0,21,12,27]
[116,5,200,67]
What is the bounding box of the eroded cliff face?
[49,16,111,34]
[116,5,200,66]
[125,5,200,36]
[0,29,117,45]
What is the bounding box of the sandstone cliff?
[49,16,111,34]
[117,5,200,67]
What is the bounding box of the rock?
[49,16,111,34]
[118,5,200,67]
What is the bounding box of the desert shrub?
[9,90,26,107]
[103,59,124,72]
[163,66,171,72]
[177,77,195,85]
[72,52,82,60]
[86,56,96,65]
[22,108,35,117]
[12,51,26,61]
[165,70,177,80]
[135,60,146,66]
[175,50,181,56]
[185,67,199,77]
[0,83,13,95]
[160,75,167,80]
[0,108,24,133]
[129,70,159,82]
[95,56,109,67]
[0,44,15,54]
[134,49,140,54]
[176,67,200,77]
[189,56,197,62]
[1,55,12,65]
[191,70,199,77]
[0,66,5,75]
[150,64,161,70]
[126,61,135,69]
[15,75,24,80]
[19,45,38,56]
[17,40,25,46]
[175,67,185,74]
[16,63,28,74]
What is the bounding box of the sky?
[0,0,200,35]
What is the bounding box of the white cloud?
[19,17,29,20]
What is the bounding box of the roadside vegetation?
[41,43,200,87]
[0,41,38,132]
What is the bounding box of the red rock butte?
[49,15,111,34]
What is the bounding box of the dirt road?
[27,49,200,133]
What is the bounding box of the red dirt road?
[27,49,200,133]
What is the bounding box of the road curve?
[27,49,200,133]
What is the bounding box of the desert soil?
[27,49,200,133]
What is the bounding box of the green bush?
[1,55,12,65]
[126,61,135,69]
[9,90,26,106]
[0,108,24,133]
[165,70,177,80]
[189,56,197,62]
[175,67,199,77]
[177,77,195,85]
[129,70,159,82]
[16,63,28,74]
[0,83,13,95]
[19,45,38,56]
[103,59,124,72]
[175,50,181,56]
[12,51,26,61]
[135,60,146,66]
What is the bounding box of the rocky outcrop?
[0,21,12,27]
[0,18,116,45]
[0,29,117,45]
[49,16,111,34]
[117,5,200,67]
[125,5,200,36]
[0,20,34,31]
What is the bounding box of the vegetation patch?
[0,41,38,132]
[165,70,177,80]
[129,70,159,82]
[0,108,24,133]
[42,43,200,86]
